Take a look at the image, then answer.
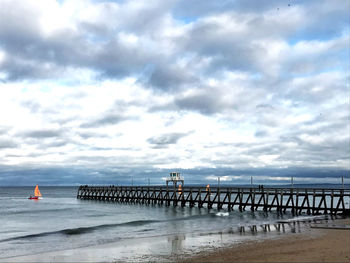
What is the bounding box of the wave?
[2,208,76,216]
[277,214,327,224]
[0,213,219,244]
[0,220,160,243]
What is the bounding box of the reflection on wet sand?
[235,216,336,235]
[168,234,186,254]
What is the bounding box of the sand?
[180,219,350,263]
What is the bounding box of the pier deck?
[77,185,350,215]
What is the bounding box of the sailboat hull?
[28,197,39,200]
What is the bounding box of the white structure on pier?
[166,172,184,188]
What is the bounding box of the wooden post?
[218,186,221,210]
[228,188,232,211]
[279,189,284,214]
[264,189,269,212]
[312,189,316,215]
[188,188,192,207]
[173,187,177,207]
[306,189,311,215]
[251,188,255,211]
[238,188,243,212]
[296,189,299,215]
[208,188,211,209]
[331,190,334,214]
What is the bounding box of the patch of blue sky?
[288,33,334,46]
[174,15,198,25]
[288,24,349,45]
[40,86,52,93]
[86,34,110,45]
[250,73,262,80]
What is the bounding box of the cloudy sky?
[0,0,349,186]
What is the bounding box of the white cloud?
[0,0,349,184]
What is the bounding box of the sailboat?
[28,185,42,200]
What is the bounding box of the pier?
[77,185,350,215]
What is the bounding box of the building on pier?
[166,172,184,188]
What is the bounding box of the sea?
[0,186,347,262]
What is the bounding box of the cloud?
[0,126,10,135]
[146,65,197,90]
[174,89,226,115]
[147,132,190,148]
[78,131,109,139]
[254,128,269,138]
[80,113,131,128]
[0,164,348,186]
[0,0,348,185]
[0,139,17,149]
[23,129,63,139]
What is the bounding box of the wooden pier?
[77,185,350,215]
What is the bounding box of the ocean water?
[0,186,325,261]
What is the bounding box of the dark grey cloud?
[177,23,258,73]
[0,126,10,135]
[78,132,110,139]
[20,100,41,113]
[256,104,275,110]
[23,129,63,139]
[0,139,17,149]
[43,140,70,148]
[0,0,348,96]
[147,132,190,148]
[80,113,132,128]
[254,130,268,138]
[174,91,228,114]
[0,0,167,81]
[117,0,175,34]
[145,65,197,90]
[278,133,350,163]
[0,164,348,186]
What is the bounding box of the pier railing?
[77,185,350,215]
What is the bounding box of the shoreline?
[179,218,350,263]
[2,217,349,262]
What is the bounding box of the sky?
[0,0,349,186]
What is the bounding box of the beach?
[4,218,349,263]
[180,218,350,263]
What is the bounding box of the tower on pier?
[166,172,184,188]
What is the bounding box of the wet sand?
[180,218,350,263]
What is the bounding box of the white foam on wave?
[215,212,229,217]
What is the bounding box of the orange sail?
[34,185,42,197]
